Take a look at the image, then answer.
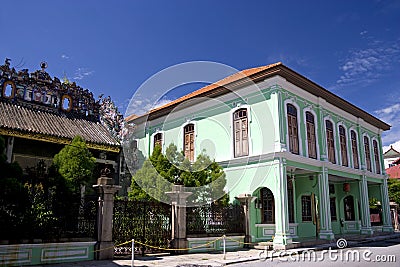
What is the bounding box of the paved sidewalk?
[48,232,400,267]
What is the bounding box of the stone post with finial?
[93,167,121,260]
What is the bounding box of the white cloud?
[61,54,69,59]
[73,67,94,80]
[152,99,172,109]
[336,39,400,87]
[360,30,368,36]
[125,97,174,117]
[266,54,309,67]
[375,102,400,149]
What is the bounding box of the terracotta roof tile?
[125,62,390,131]
[386,164,400,179]
[149,62,282,113]
[0,101,119,146]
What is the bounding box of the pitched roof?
[386,164,400,179]
[149,62,282,114]
[0,101,120,151]
[384,146,400,158]
[126,63,390,131]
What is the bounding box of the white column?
[381,177,393,232]
[318,167,334,240]
[273,158,292,249]
[359,175,373,235]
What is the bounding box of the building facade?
[127,63,393,249]
[383,146,400,169]
[0,58,122,183]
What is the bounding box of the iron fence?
[0,195,97,242]
[186,203,245,235]
[113,200,171,256]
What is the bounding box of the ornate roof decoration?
[0,58,122,150]
[0,58,99,121]
[98,95,124,141]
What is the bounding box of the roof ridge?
[131,62,282,118]
[384,145,400,155]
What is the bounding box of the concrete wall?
[0,242,95,266]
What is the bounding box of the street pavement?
[44,232,400,267]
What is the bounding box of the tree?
[129,143,228,205]
[53,136,96,191]
[388,178,400,205]
[0,136,30,239]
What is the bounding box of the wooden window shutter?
[287,104,299,154]
[233,109,249,157]
[184,124,195,161]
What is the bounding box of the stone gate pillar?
[93,172,121,260]
[235,193,256,248]
[166,184,192,254]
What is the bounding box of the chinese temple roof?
[0,58,120,152]
[384,145,400,158]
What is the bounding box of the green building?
[127,62,393,249]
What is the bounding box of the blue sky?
[1,0,399,149]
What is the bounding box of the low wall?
[0,241,96,266]
[187,235,244,253]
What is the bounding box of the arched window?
[339,126,348,167]
[344,195,355,221]
[233,109,249,157]
[184,124,195,161]
[364,136,372,171]
[287,104,299,154]
[373,140,381,174]
[306,112,317,159]
[154,133,163,149]
[261,188,275,224]
[326,120,336,164]
[351,130,359,169]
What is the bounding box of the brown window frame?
[351,130,359,169]
[153,132,163,149]
[287,104,299,155]
[306,111,317,159]
[184,124,195,162]
[364,136,372,171]
[344,195,355,221]
[326,120,336,164]
[339,126,348,167]
[261,187,275,224]
[301,195,312,222]
[330,197,337,221]
[233,109,249,157]
[287,178,295,223]
[373,140,381,174]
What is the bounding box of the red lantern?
[343,183,350,192]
